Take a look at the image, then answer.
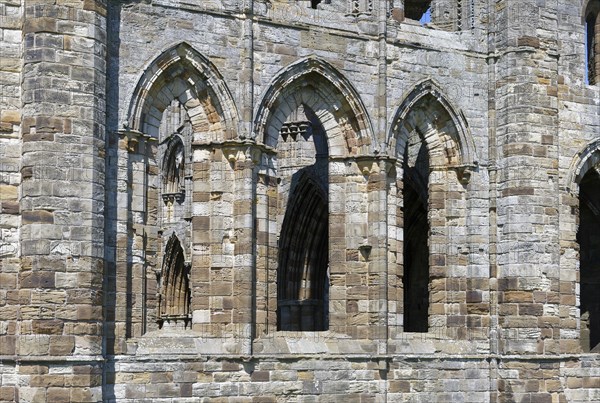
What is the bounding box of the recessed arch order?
[125,42,239,140]
[389,79,478,170]
[253,57,377,157]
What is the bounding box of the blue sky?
[420,8,431,24]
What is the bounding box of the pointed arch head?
[253,57,376,157]
[162,233,186,275]
[567,138,600,193]
[389,79,477,168]
[126,42,239,141]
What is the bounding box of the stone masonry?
[1,0,600,401]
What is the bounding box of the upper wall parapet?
[148,0,485,38]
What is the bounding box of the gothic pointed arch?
[126,42,239,140]
[389,79,478,170]
[254,58,377,332]
[158,233,191,326]
[567,137,600,191]
[389,79,477,333]
[253,57,376,157]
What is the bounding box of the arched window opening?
[391,80,476,337]
[586,2,600,85]
[403,132,430,332]
[277,103,329,332]
[578,167,600,352]
[256,59,374,335]
[311,0,321,9]
[124,43,238,336]
[405,0,432,20]
[158,234,191,328]
[162,135,185,197]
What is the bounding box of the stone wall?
[2,0,600,401]
[0,0,22,400]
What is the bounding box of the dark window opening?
[586,2,600,85]
[277,173,329,331]
[403,137,430,332]
[405,0,432,21]
[587,14,597,84]
[158,234,191,327]
[311,0,321,9]
[578,168,600,352]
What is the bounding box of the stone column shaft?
[229,145,259,354]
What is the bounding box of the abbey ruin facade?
[1,0,600,401]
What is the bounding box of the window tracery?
[350,0,373,15]
[156,99,193,329]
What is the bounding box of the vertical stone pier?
[493,1,563,401]
[18,0,107,401]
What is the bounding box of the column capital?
[193,140,276,167]
[117,129,156,153]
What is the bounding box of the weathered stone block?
[251,371,270,382]
[48,336,75,355]
[47,387,70,402]
[19,271,55,289]
[32,319,63,335]
[0,185,17,201]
